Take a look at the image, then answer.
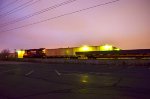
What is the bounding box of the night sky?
[0,0,150,51]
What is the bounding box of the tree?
[0,49,10,60]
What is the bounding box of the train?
[17,45,150,59]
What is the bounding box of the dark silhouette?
[0,49,10,60]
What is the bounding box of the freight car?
[75,49,150,59]
[45,48,78,59]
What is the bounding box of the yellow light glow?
[79,45,91,52]
[82,79,88,83]
[66,50,69,55]
[81,75,88,83]
[114,48,121,51]
[42,49,46,53]
[17,50,25,58]
[100,44,113,51]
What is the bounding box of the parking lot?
[0,61,150,99]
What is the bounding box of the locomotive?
[23,48,46,58]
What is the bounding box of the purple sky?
[0,0,150,51]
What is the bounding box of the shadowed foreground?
[0,61,150,99]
